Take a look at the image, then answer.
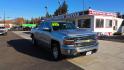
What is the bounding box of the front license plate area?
[86,51,92,55]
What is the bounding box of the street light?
[4,10,5,25]
[3,10,11,27]
[45,0,49,17]
[45,6,48,16]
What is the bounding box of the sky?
[0,0,124,20]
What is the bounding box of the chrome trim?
[61,44,98,55]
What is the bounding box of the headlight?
[64,38,75,45]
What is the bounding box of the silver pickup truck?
[31,21,99,60]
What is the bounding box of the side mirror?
[43,28,51,32]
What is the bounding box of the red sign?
[88,9,117,17]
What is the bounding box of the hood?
[55,28,95,37]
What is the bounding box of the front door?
[38,22,51,48]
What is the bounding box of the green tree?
[54,0,68,16]
[46,12,52,18]
[46,12,49,17]
[61,0,68,14]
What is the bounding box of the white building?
[0,20,15,29]
[47,9,124,36]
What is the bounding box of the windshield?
[52,22,76,31]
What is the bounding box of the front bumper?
[61,44,99,56]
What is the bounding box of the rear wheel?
[51,43,61,61]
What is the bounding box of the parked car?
[31,21,99,60]
[0,26,8,35]
[23,27,31,31]
[10,26,23,31]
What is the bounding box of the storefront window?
[96,19,104,28]
[122,20,124,26]
[106,19,112,28]
[115,20,118,26]
[78,19,91,28]
[113,20,118,30]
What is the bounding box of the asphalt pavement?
[0,31,83,70]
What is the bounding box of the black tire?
[51,43,61,61]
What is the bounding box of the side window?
[115,20,118,26]
[106,19,112,28]
[96,19,104,28]
[78,19,91,28]
[38,22,51,30]
[38,22,45,30]
[113,20,118,30]
[44,22,51,28]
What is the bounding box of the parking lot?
[0,31,83,70]
[0,31,124,70]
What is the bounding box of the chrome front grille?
[74,35,97,47]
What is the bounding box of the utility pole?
[3,10,11,27]
[3,10,5,26]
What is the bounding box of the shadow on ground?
[23,31,31,35]
[7,39,60,61]
[6,32,85,70]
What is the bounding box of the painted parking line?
[12,31,31,40]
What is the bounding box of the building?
[47,9,124,36]
[0,20,15,29]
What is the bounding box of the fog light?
[68,50,71,54]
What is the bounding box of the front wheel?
[51,44,61,61]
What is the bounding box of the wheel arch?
[31,33,34,38]
[51,39,60,48]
